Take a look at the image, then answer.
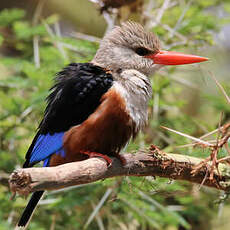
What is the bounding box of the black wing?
[23,63,113,167]
[40,63,113,134]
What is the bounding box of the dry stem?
[9,147,230,196]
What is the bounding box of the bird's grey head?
[93,21,208,76]
[93,21,161,76]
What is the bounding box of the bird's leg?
[80,151,112,167]
[80,151,127,167]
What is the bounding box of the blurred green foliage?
[0,1,230,229]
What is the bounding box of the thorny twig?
[163,73,230,185]
[163,122,230,188]
[192,122,230,180]
[191,73,230,180]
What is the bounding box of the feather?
[29,132,65,164]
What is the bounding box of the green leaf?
[0,8,25,26]
[13,21,46,39]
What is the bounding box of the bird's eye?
[135,47,152,56]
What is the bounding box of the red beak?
[146,50,208,65]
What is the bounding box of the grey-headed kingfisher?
[17,21,208,227]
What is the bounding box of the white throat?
[113,69,152,132]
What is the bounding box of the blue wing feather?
[29,132,65,165]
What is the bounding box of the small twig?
[161,23,187,42]
[54,22,68,60]
[177,139,222,148]
[225,142,230,155]
[84,188,112,229]
[70,32,101,43]
[50,214,56,230]
[217,133,230,148]
[44,22,88,56]
[152,0,171,27]
[198,164,209,190]
[58,42,88,56]
[120,197,160,228]
[103,10,117,34]
[32,0,45,69]
[165,40,188,49]
[7,210,15,225]
[216,112,224,147]
[43,21,69,60]
[91,202,105,230]
[192,156,211,175]
[32,0,45,26]
[153,92,159,121]
[169,75,198,90]
[208,112,224,180]
[145,0,155,16]
[33,36,40,68]
[169,0,193,38]
[200,126,225,140]
[161,126,214,146]
[217,156,230,164]
[145,0,178,30]
[208,71,230,105]
[176,124,230,148]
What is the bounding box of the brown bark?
[9,149,230,196]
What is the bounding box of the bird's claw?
[80,150,112,167]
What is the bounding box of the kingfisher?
[17,21,208,227]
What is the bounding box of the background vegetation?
[0,0,230,229]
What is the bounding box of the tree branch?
[9,148,230,195]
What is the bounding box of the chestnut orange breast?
[49,86,136,166]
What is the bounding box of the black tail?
[17,191,44,227]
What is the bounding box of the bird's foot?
[80,151,112,167]
[114,153,127,166]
